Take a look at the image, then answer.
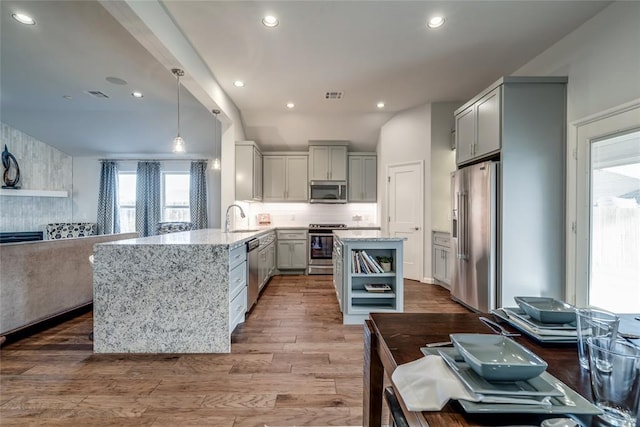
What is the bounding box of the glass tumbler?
[587,337,640,427]
[576,307,619,370]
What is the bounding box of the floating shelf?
[0,189,69,198]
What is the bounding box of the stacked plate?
[492,297,578,343]
[421,334,600,415]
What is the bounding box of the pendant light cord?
[176,73,181,137]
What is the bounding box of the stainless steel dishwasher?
[246,238,260,310]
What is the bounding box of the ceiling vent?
[324,91,344,100]
[85,90,110,99]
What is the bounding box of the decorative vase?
[381,262,392,272]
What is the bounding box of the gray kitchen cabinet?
[432,231,451,287]
[455,86,501,165]
[235,141,263,201]
[333,237,344,312]
[309,145,347,181]
[263,154,308,202]
[257,231,276,291]
[276,229,308,270]
[348,154,377,202]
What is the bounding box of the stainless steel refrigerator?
[451,160,564,312]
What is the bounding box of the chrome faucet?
[224,204,246,232]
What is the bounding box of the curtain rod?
[99,158,208,162]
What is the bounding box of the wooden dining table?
[364,312,601,427]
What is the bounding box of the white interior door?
[571,100,640,311]
[387,161,423,281]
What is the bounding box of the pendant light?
[212,109,221,170]
[172,68,186,153]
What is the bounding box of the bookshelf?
[333,230,405,324]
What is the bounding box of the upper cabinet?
[348,154,377,202]
[309,144,348,181]
[455,86,501,165]
[455,77,568,167]
[263,154,308,202]
[235,141,263,201]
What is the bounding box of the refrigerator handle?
[458,191,468,260]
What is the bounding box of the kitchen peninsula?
[92,229,269,353]
[333,230,406,324]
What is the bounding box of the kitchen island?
[333,230,406,324]
[93,228,271,353]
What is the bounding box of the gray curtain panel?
[96,160,120,235]
[190,160,208,229]
[135,161,161,237]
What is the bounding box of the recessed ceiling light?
[233,80,245,88]
[427,16,445,29]
[63,95,73,100]
[12,12,35,25]
[131,91,144,98]
[377,102,385,109]
[262,15,279,28]
[286,102,295,109]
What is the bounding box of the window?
[163,173,190,222]
[589,130,640,313]
[118,173,136,233]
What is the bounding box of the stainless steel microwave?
[309,181,347,203]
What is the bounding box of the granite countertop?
[99,228,276,249]
[333,229,406,241]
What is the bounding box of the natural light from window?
[118,173,136,233]
[163,173,190,222]
[589,130,640,313]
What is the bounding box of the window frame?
[161,171,191,222]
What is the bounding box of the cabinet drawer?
[433,233,451,247]
[229,245,247,271]
[277,229,308,240]
[229,260,246,300]
[229,287,247,333]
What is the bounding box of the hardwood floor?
[0,275,469,426]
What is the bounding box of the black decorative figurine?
[2,144,21,189]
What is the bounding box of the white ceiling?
[0,0,613,156]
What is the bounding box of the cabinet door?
[475,86,501,158]
[286,156,308,201]
[329,146,347,180]
[263,156,286,201]
[362,156,377,201]
[235,145,253,201]
[348,156,364,202]
[443,249,451,284]
[289,240,308,269]
[276,241,291,269]
[455,106,475,165]
[267,243,276,277]
[309,146,330,180]
[254,148,263,200]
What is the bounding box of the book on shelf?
[352,250,385,274]
[364,283,391,292]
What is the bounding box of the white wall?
[514,1,640,123]
[378,103,431,281]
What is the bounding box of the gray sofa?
[0,232,137,336]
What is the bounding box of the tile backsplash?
[234,201,378,228]
[0,123,73,232]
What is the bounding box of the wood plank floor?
[0,275,469,426]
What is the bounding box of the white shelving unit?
[333,231,404,325]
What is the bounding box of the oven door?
[308,232,334,274]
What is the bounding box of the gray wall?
[0,122,73,232]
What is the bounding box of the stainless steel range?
[308,223,347,275]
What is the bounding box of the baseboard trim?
[0,303,92,347]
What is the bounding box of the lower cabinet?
[432,231,451,287]
[258,240,276,291]
[276,229,308,270]
[228,245,248,333]
[333,238,344,312]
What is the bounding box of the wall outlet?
[290,214,295,221]
[352,215,362,221]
